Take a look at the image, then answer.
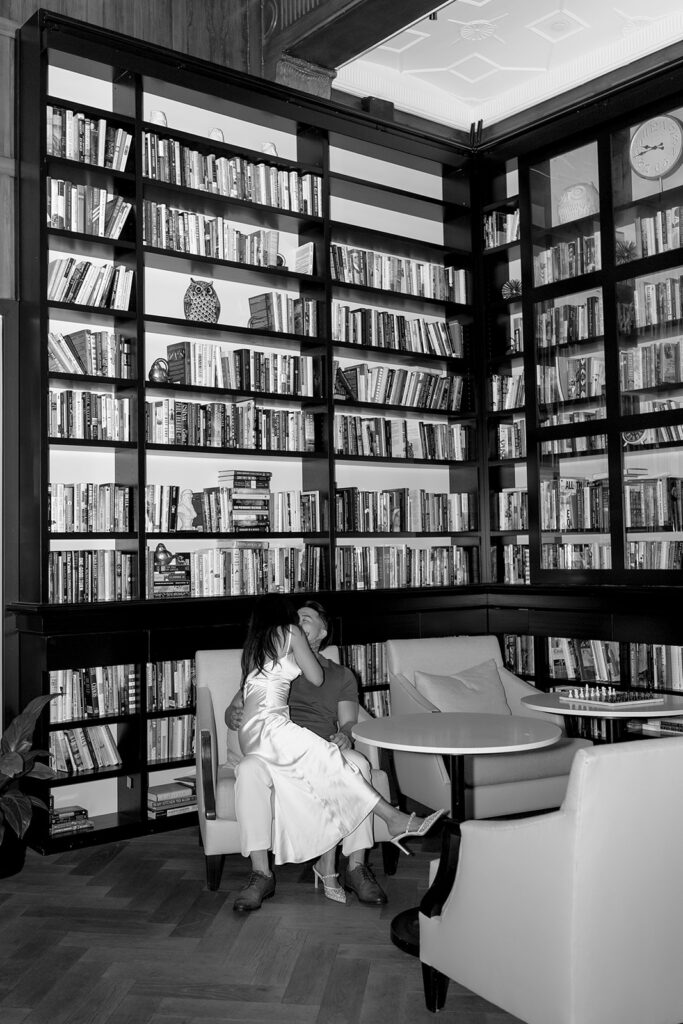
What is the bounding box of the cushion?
[414,659,512,716]
[465,736,586,786]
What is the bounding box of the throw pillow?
[414,659,512,715]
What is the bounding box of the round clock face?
[629,115,683,180]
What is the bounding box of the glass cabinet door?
[539,434,610,570]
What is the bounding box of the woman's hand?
[225,691,244,731]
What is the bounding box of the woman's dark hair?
[241,594,298,685]
[298,599,332,646]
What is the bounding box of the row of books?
[496,420,527,460]
[630,643,683,690]
[501,543,530,584]
[47,179,133,240]
[335,486,476,534]
[146,660,195,711]
[334,360,464,411]
[49,664,138,722]
[141,132,323,215]
[331,304,465,358]
[147,779,197,819]
[548,636,620,682]
[339,642,388,691]
[143,202,285,268]
[540,477,610,532]
[626,540,683,569]
[48,389,133,442]
[631,205,683,256]
[147,714,195,762]
[360,688,391,718]
[50,724,122,774]
[489,372,525,411]
[335,543,477,590]
[247,291,318,336]
[540,542,612,570]
[334,415,473,461]
[624,476,683,530]
[145,398,316,451]
[330,243,468,303]
[46,105,133,170]
[147,543,326,597]
[632,275,683,328]
[48,482,134,534]
[165,341,314,395]
[535,295,604,348]
[619,337,683,391]
[483,208,520,248]
[145,484,324,534]
[48,550,136,603]
[48,329,134,379]
[47,257,134,310]
[540,431,606,455]
[533,232,601,285]
[494,489,529,532]
[537,355,606,404]
[50,803,95,836]
[503,633,535,675]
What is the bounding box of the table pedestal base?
[390,907,420,957]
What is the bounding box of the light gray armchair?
[419,737,683,1024]
[387,634,591,819]
[195,645,393,890]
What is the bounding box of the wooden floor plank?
[0,828,524,1024]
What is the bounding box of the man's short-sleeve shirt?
[288,655,358,739]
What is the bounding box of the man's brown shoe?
[344,863,388,905]
[233,870,276,912]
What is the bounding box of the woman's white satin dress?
[239,638,379,864]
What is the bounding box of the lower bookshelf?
[8,585,683,852]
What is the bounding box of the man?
[225,599,388,912]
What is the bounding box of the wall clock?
[629,115,683,180]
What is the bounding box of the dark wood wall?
[0,0,256,298]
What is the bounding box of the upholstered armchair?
[195,645,394,890]
[419,737,683,1024]
[387,634,591,819]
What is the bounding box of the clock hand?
[637,143,665,155]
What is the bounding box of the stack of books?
[152,549,192,599]
[49,804,95,837]
[216,469,272,531]
[147,779,197,819]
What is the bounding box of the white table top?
[521,692,683,720]
[352,712,561,755]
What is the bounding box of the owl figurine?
[183,278,221,323]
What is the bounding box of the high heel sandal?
[389,808,447,855]
[313,866,347,904]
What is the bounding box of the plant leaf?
[0,791,32,838]
[0,751,24,779]
[27,762,56,781]
[0,695,55,756]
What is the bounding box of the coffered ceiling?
[332,1,683,132]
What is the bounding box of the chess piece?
[177,488,196,531]
[183,278,221,323]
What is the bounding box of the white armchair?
[419,737,683,1024]
[387,634,591,819]
[195,645,393,890]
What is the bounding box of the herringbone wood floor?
[0,827,521,1024]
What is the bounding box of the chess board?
[559,688,664,707]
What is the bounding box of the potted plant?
[0,694,56,877]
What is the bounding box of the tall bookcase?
[9,12,476,851]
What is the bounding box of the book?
[148,802,197,819]
[148,781,195,803]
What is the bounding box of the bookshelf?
[10,12,683,854]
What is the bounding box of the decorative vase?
[0,830,27,878]
[183,278,221,323]
[557,182,599,224]
[148,357,169,383]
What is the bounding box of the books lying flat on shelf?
[147,781,197,818]
[152,551,191,599]
[148,801,198,819]
[559,687,664,706]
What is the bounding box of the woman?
[238,594,445,901]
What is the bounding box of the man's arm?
[225,688,244,730]
[329,699,359,750]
